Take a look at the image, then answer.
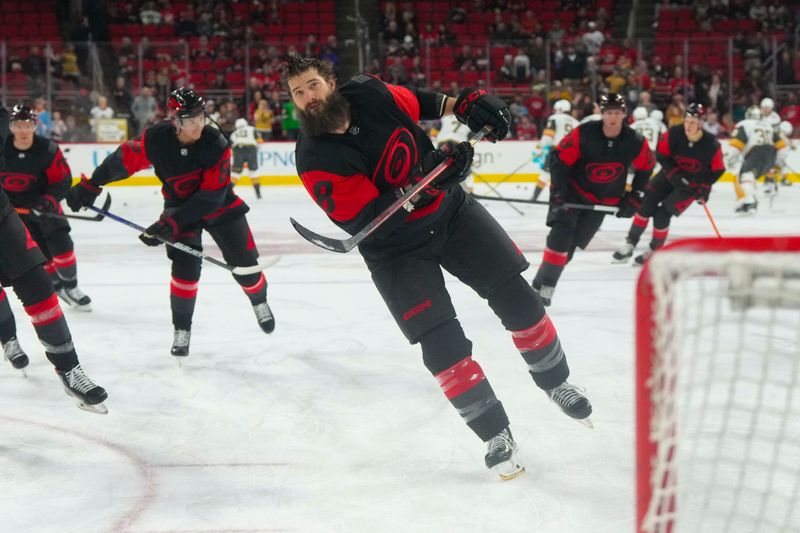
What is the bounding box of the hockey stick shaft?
[469,193,619,213]
[290,126,493,253]
[86,206,279,274]
[471,170,525,216]
[699,199,722,239]
[16,193,112,221]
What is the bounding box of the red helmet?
[10,104,37,123]
[167,87,205,119]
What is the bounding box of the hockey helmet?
[9,104,37,123]
[599,92,627,113]
[685,102,705,118]
[780,120,794,137]
[632,107,648,121]
[760,97,775,111]
[553,99,571,114]
[745,106,762,120]
[650,109,664,122]
[167,87,205,119]
[235,118,248,129]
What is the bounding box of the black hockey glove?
[453,88,511,142]
[66,175,102,212]
[694,183,711,204]
[30,195,59,219]
[139,215,179,247]
[616,190,644,218]
[667,169,692,191]
[406,142,474,207]
[549,187,567,211]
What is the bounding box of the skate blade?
[611,257,631,264]
[494,462,526,481]
[77,401,108,415]
[578,417,594,429]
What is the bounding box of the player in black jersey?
[285,56,593,480]
[0,105,92,311]
[613,103,726,265]
[66,87,276,358]
[531,93,654,306]
[0,102,107,413]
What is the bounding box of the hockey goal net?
[636,236,800,533]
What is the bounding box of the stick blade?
[289,217,354,253]
[231,255,282,275]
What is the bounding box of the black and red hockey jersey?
[0,103,10,219]
[295,74,453,246]
[89,121,243,229]
[0,135,72,209]
[657,125,725,196]
[551,120,654,205]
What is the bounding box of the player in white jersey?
[775,120,796,187]
[231,118,262,199]
[630,106,665,151]
[760,97,782,131]
[726,106,787,213]
[434,114,473,191]
[532,99,579,201]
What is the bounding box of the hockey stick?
[471,170,525,216]
[699,199,722,239]
[86,206,280,274]
[16,193,112,222]
[290,126,493,253]
[470,193,620,213]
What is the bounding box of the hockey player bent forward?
[613,103,725,264]
[531,93,654,305]
[66,88,275,357]
[0,102,107,413]
[284,56,592,480]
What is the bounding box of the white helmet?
[553,99,571,114]
[760,97,775,111]
[745,106,762,120]
[632,107,648,121]
[650,109,664,122]
[780,120,793,136]
[235,118,248,129]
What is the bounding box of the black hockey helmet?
[167,87,205,119]
[598,92,627,113]
[686,102,705,118]
[10,104,37,123]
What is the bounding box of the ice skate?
[484,428,525,480]
[57,285,92,312]
[612,242,635,263]
[253,301,275,333]
[735,198,758,214]
[546,382,593,427]
[3,337,29,376]
[533,285,555,307]
[56,364,108,414]
[171,329,191,360]
[634,249,652,266]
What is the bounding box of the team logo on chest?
[675,155,701,173]
[585,162,625,183]
[373,127,418,187]
[166,170,203,198]
[0,172,37,192]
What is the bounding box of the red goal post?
[635,236,800,533]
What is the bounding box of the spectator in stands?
[703,110,723,136]
[90,96,114,134]
[50,111,68,142]
[401,35,419,57]
[707,71,728,114]
[514,115,538,140]
[281,99,300,141]
[386,56,409,84]
[509,94,529,121]
[61,43,81,87]
[408,56,427,87]
[112,76,133,121]
[175,10,199,37]
[665,92,686,127]
[581,21,604,56]
[320,35,340,70]
[524,88,547,130]
[776,49,796,85]
[499,55,517,83]
[521,10,538,35]
[131,86,158,135]
[34,99,52,138]
[141,1,162,24]
[606,68,627,94]
[638,91,655,114]
[206,99,221,126]
[456,45,476,71]
[526,36,548,76]
[117,56,135,82]
[384,20,404,43]
[559,45,586,83]
[548,19,565,46]
[780,92,800,131]
[192,36,216,61]
[513,50,531,83]
[449,3,467,23]
[254,99,274,139]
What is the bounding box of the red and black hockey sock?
[421,320,509,441]
[12,268,77,370]
[52,251,78,288]
[170,275,199,331]
[237,273,267,305]
[0,288,17,344]
[512,314,569,390]
[627,213,649,245]
[649,208,671,250]
[532,246,569,290]
[43,261,62,289]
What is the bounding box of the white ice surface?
[1,182,798,533]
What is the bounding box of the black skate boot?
[3,337,29,373]
[56,364,108,414]
[546,382,593,427]
[58,285,92,312]
[634,249,652,266]
[484,427,525,480]
[612,242,635,263]
[171,329,191,357]
[253,301,275,333]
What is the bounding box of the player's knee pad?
[545,223,574,253]
[44,228,74,256]
[487,275,545,331]
[419,319,472,375]
[653,207,672,229]
[170,252,202,282]
[740,171,756,185]
[11,266,56,306]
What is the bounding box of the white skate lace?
[548,383,587,408]
[64,365,98,394]
[253,302,273,322]
[487,429,513,456]
[65,287,88,301]
[173,329,191,347]
[616,243,634,255]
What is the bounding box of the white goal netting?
[639,246,800,533]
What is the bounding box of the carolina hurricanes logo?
[166,170,203,198]
[585,162,625,183]
[675,155,701,173]
[374,127,418,187]
[0,172,38,193]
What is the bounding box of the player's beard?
[296,91,351,137]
